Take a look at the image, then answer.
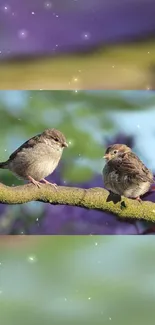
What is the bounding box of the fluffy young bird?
[0,128,68,188]
[102,144,154,201]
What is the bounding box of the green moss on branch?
[0,183,155,222]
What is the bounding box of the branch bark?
[0,183,155,222]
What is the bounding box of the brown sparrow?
[0,128,68,188]
[102,144,154,202]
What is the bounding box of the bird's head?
[43,128,68,149]
[103,144,131,161]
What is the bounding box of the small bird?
[102,144,154,202]
[0,128,68,188]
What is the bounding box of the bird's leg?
[135,196,142,203]
[28,176,42,188]
[41,178,57,189]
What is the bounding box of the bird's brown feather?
[108,152,153,183]
[8,134,42,162]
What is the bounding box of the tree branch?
[0,183,155,222]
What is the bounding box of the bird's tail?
[0,162,8,169]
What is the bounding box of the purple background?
[0,0,155,58]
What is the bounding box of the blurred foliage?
[1,40,155,89]
[1,236,155,325]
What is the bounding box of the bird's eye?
[55,139,59,142]
[113,150,118,154]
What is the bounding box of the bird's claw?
[28,176,42,188]
[135,197,142,203]
[41,179,58,190]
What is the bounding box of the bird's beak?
[63,142,68,148]
[103,154,110,160]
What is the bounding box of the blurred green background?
[1,41,155,89]
[1,236,155,325]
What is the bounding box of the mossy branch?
[0,183,155,222]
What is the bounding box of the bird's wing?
[108,152,153,183]
[8,134,42,161]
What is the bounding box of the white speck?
[78,70,81,73]
[88,297,91,300]
[2,5,10,12]
[0,51,1,54]
[82,32,91,40]
[137,124,140,128]
[18,29,28,39]
[148,51,150,54]
[0,262,1,265]
[27,255,37,263]
[40,89,43,91]
[44,1,52,9]
[0,289,2,294]
[95,242,98,246]
[75,90,78,93]
[55,44,58,47]
[36,218,39,222]
[31,11,35,15]
[109,317,112,321]
[68,140,74,147]
[20,231,24,235]
[64,297,67,301]
[4,149,7,152]
[146,86,150,90]
[56,14,59,17]
[112,65,115,68]
[73,77,78,82]
[12,12,15,16]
